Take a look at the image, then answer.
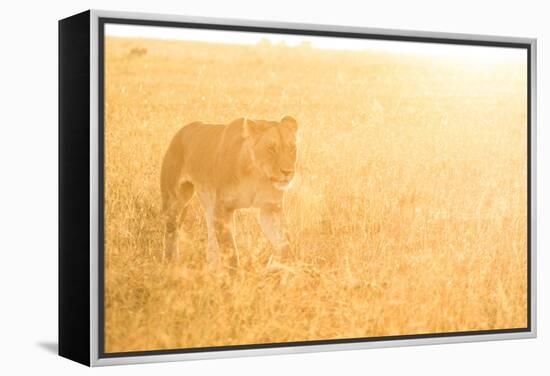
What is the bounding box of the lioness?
[160,116,298,269]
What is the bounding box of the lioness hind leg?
[203,208,220,270]
[163,181,194,261]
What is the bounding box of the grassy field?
[104,36,528,353]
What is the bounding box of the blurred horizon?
[105,23,526,62]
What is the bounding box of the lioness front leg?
[213,205,239,270]
[259,205,290,263]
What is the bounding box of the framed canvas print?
[58,10,537,366]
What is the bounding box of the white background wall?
[0,0,547,374]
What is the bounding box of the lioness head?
[242,115,298,190]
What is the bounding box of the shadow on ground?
[37,341,58,354]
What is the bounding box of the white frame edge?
[90,10,100,367]
[88,9,537,367]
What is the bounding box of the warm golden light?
[103,27,528,353]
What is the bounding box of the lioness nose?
[281,168,294,176]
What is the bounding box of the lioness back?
[160,119,247,210]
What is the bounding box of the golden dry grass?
[104,36,528,353]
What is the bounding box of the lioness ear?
[242,118,258,138]
[280,115,298,134]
